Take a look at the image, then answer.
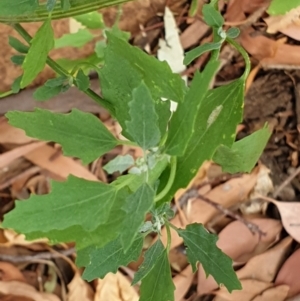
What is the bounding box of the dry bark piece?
[275,248,300,297]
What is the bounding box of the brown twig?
[0,248,75,263]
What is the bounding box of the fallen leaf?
[0,281,60,301]
[197,218,282,294]
[67,272,94,301]
[213,279,273,301]
[24,144,98,182]
[237,236,293,282]
[252,285,289,301]
[275,248,300,297]
[173,265,194,301]
[94,272,139,301]
[0,262,26,282]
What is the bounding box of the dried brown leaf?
[252,285,289,301]
[174,265,194,301]
[275,248,300,297]
[67,272,94,301]
[0,262,26,282]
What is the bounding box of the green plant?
[1,1,271,300]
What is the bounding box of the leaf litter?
[1,0,300,300]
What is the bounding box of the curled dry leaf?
[67,272,94,301]
[173,265,194,301]
[252,285,289,301]
[275,248,300,297]
[0,281,60,301]
[94,272,139,301]
[0,261,26,282]
[162,168,259,249]
[197,218,282,295]
[237,236,293,283]
[213,279,272,301]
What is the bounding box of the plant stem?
[0,90,13,98]
[12,23,115,115]
[117,139,138,147]
[165,221,172,252]
[226,37,251,79]
[154,156,177,203]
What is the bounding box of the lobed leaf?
[120,183,155,251]
[33,84,70,101]
[6,109,119,164]
[126,82,161,150]
[75,69,90,91]
[139,250,175,301]
[21,19,54,88]
[82,236,143,281]
[132,239,164,285]
[213,124,271,173]
[54,29,94,49]
[177,223,241,292]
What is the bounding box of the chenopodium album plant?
[1,0,271,300]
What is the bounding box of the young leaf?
[44,76,69,87]
[139,250,175,301]
[33,84,70,101]
[55,29,94,49]
[226,27,240,39]
[11,76,22,94]
[3,175,118,233]
[6,109,119,164]
[75,69,90,91]
[126,82,161,150]
[103,154,134,174]
[8,36,29,53]
[74,12,105,29]
[160,79,245,203]
[213,125,271,173]
[82,236,143,281]
[21,19,54,88]
[0,0,38,16]
[11,55,25,65]
[202,4,224,28]
[184,42,221,65]
[165,59,220,156]
[120,183,155,250]
[132,239,164,285]
[47,0,56,12]
[177,223,241,292]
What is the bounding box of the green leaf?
[132,239,164,285]
[82,236,143,281]
[213,125,271,173]
[11,55,25,65]
[267,0,300,15]
[47,0,56,12]
[121,183,155,250]
[21,19,54,88]
[99,32,185,138]
[3,175,118,233]
[108,26,130,41]
[165,60,220,156]
[0,0,38,16]
[189,0,199,16]
[126,82,161,150]
[6,108,119,164]
[74,12,104,29]
[61,0,71,10]
[44,76,69,87]
[139,250,175,301]
[75,69,90,91]
[8,36,29,53]
[226,27,240,39]
[184,42,221,65]
[95,40,106,58]
[177,223,241,292]
[202,4,224,28]
[55,29,94,49]
[11,76,22,94]
[103,154,134,174]
[33,83,70,101]
[160,79,244,204]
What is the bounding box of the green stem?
[226,37,251,79]
[154,156,177,203]
[117,139,138,147]
[0,90,13,98]
[165,221,172,252]
[12,23,115,115]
